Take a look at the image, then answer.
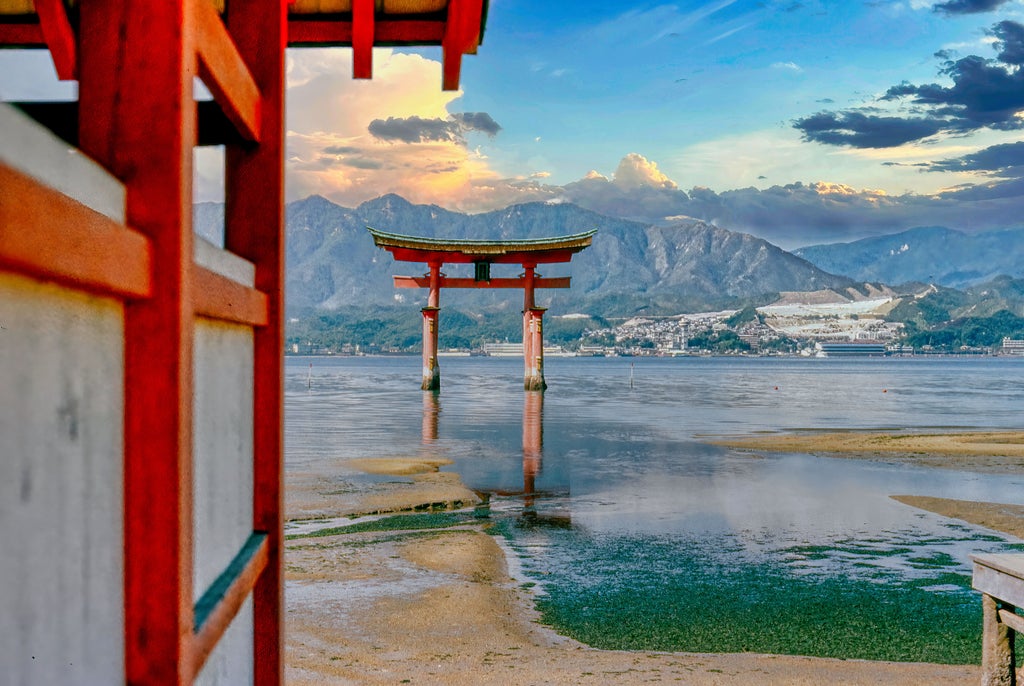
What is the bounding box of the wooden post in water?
[972,554,1024,686]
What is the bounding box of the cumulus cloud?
[282,48,508,208]
[932,0,1011,15]
[463,152,1024,248]
[794,20,1024,149]
[612,153,678,190]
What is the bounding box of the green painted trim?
[193,532,267,634]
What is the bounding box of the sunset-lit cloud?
[283,48,506,208]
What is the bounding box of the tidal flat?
[283,356,1024,683]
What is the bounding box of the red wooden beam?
[394,275,571,289]
[78,1,197,683]
[0,21,45,46]
[287,19,445,46]
[352,0,374,79]
[195,0,261,142]
[385,247,579,264]
[34,0,76,80]
[0,163,151,299]
[192,265,270,326]
[442,0,483,90]
[224,1,287,684]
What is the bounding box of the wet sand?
[283,452,993,685]
[708,430,1024,474]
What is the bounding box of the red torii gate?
[368,227,596,391]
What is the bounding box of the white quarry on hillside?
[758,296,903,340]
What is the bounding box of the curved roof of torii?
[367,226,597,264]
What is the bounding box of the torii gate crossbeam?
[368,227,596,391]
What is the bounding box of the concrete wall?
[1,105,258,685]
[0,271,126,685]
[0,104,127,685]
[193,239,256,686]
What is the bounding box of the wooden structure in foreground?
[368,227,596,390]
[973,554,1024,686]
[0,1,487,684]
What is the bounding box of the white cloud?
[771,61,803,72]
[282,48,507,209]
[613,153,678,190]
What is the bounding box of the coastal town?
[289,295,1024,358]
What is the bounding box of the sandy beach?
[282,435,1024,684]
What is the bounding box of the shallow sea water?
[286,355,1024,662]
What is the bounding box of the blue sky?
[3,0,1023,247]
[456,0,1023,192]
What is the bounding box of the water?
[285,355,1024,663]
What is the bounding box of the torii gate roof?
[367,226,597,264]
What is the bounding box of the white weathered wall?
[0,104,126,222]
[0,104,127,685]
[0,271,126,685]
[192,240,256,685]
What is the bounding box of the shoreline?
[281,452,1012,684]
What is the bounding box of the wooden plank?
[287,18,445,46]
[973,555,1024,609]
[0,21,45,46]
[190,533,270,680]
[195,0,261,143]
[352,0,374,79]
[0,163,151,299]
[78,2,197,683]
[192,265,269,326]
[34,0,76,80]
[224,2,287,684]
[998,608,1024,635]
[394,275,571,289]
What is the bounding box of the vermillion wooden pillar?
[526,307,547,391]
[422,262,441,390]
[78,1,197,682]
[224,1,287,684]
[522,265,546,390]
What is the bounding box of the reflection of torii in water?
[522,391,543,508]
[419,390,565,521]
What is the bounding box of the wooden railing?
[972,554,1024,686]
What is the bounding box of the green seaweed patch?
[510,530,991,664]
[286,512,474,539]
[906,552,959,569]
[536,563,982,664]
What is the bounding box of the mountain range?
[193,194,1024,317]
[794,226,1024,289]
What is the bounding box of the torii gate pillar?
[523,265,547,391]
[422,262,441,391]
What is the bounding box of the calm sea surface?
[285,355,1024,662]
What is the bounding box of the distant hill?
[794,226,1024,289]
[197,194,855,317]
